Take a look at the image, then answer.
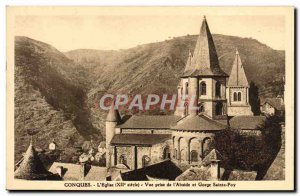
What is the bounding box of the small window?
[190,150,198,162]
[200,82,206,95]
[199,105,205,113]
[185,83,189,95]
[216,102,223,116]
[238,92,242,101]
[233,92,237,101]
[163,146,171,159]
[142,155,151,167]
[215,82,221,97]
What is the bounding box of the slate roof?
[118,115,181,129]
[110,134,171,145]
[183,16,228,77]
[229,115,266,130]
[228,49,249,87]
[14,142,57,180]
[120,160,182,181]
[262,98,285,111]
[172,115,227,131]
[48,162,107,181]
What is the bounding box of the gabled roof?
[111,134,171,145]
[183,16,228,77]
[262,98,285,111]
[48,162,107,181]
[228,49,249,87]
[172,115,227,131]
[202,149,223,166]
[118,115,180,129]
[229,115,266,130]
[14,142,55,180]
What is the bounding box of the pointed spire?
[14,141,52,180]
[106,100,121,123]
[183,16,227,77]
[228,49,249,87]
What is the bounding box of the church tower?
[226,49,253,116]
[175,16,228,120]
[106,102,121,168]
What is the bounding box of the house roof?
[183,16,228,77]
[118,115,181,129]
[110,134,171,145]
[229,115,266,130]
[172,115,227,131]
[202,149,223,166]
[228,49,249,87]
[262,98,285,111]
[48,162,107,181]
[120,160,182,181]
[14,142,56,180]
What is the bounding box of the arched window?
[142,155,151,167]
[184,102,189,116]
[185,82,189,95]
[233,92,237,101]
[202,138,212,158]
[190,150,198,162]
[216,102,223,116]
[238,92,242,101]
[119,154,127,165]
[200,82,206,95]
[163,146,171,159]
[215,82,221,97]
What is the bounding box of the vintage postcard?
[6,6,294,191]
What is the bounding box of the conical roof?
[106,101,121,123]
[228,49,249,87]
[202,149,223,166]
[14,141,53,180]
[183,16,228,77]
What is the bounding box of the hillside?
[14,36,101,162]
[65,34,285,136]
[14,34,285,161]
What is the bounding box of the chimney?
[56,166,63,177]
[210,161,221,180]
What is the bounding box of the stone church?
[105,16,264,174]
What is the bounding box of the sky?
[15,15,285,52]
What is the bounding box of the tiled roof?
[48,162,107,181]
[262,98,285,111]
[110,134,171,145]
[228,49,249,87]
[183,17,228,77]
[14,142,56,180]
[118,115,181,129]
[172,115,227,131]
[229,115,266,130]
[120,160,182,181]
